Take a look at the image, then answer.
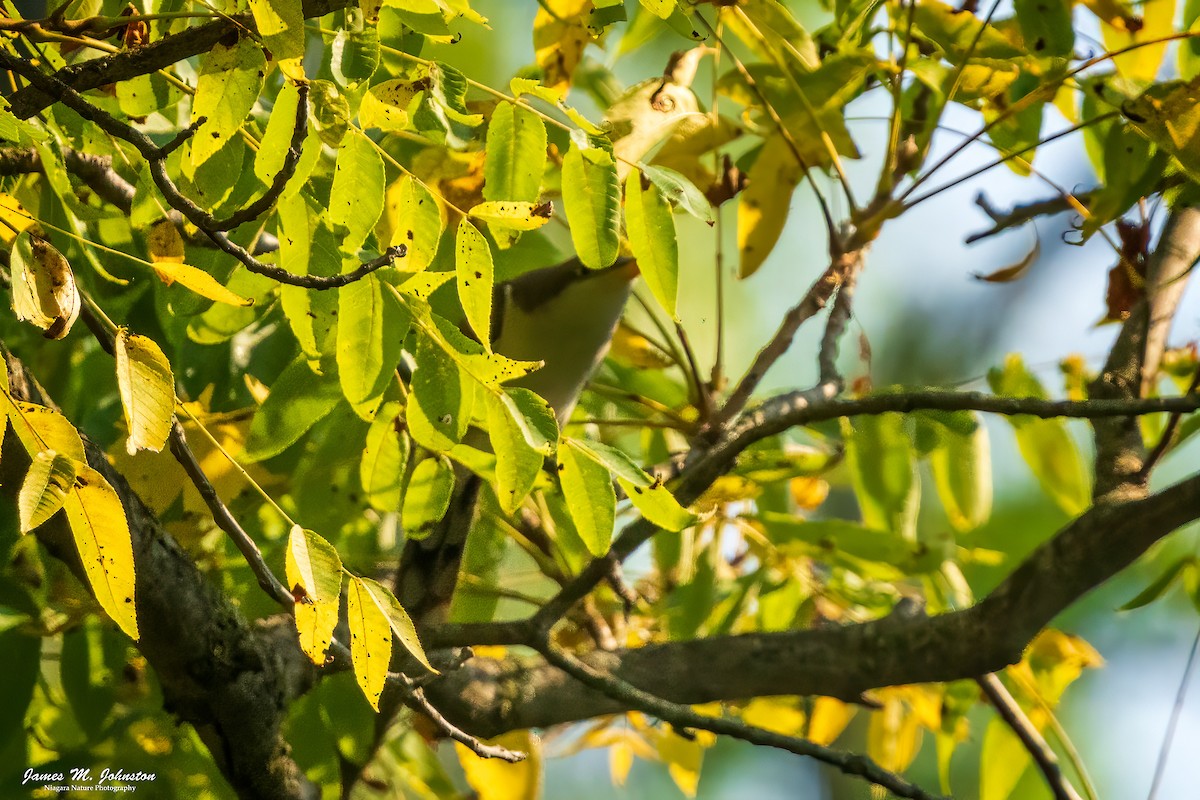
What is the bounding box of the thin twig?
[0,52,404,289]
[535,635,946,800]
[1147,623,1200,800]
[966,190,1097,244]
[819,259,861,385]
[394,672,527,763]
[710,254,852,430]
[977,673,1084,800]
[1140,364,1200,479]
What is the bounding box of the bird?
[396,255,639,623]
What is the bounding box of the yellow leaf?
[62,465,139,641]
[346,574,392,710]
[609,323,673,368]
[0,192,37,245]
[115,329,175,455]
[1,394,85,462]
[10,232,80,340]
[655,728,705,798]
[363,575,438,673]
[789,476,829,511]
[807,696,855,745]
[147,219,186,263]
[610,739,634,786]
[1103,0,1175,81]
[18,450,78,533]
[285,526,343,664]
[150,261,253,307]
[467,201,553,231]
[533,0,593,92]
[737,136,803,278]
[457,730,542,800]
[866,690,923,773]
[740,697,806,735]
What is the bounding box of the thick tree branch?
[6,0,356,119]
[1089,206,1200,500]
[417,467,1200,734]
[2,350,317,800]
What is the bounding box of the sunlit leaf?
[248,0,305,61]
[191,39,267,167]
[285,526,343,664]
[558,438,616,555]
[150,261,253,307]
[346,575,392,710]
[360,401,409,512]
[114,329,175,455]
[737,137,803,278]
[62,465,139,641]
[624,169,679,319]
[484,103,548,204]
[378,175,444,270]
[457,730,541,800]
[402,455,455,535]
[468,201,553,232]
[337,275,409,420]
[18,450,78,532]
[456,219,495,345]
[561,139,621,270]
[360,575,437,673]
[10,232,80,340]
[329,134,386,254]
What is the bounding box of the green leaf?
[841,412,919,540]
[255,82,305,185]
[1123,77,1200,183]
[566,439,692,532]
[640,0,676,19]
[63,466,139,641]
[988,355,1090,515]
[1119,557,1193,610]
[18,450,78,532]
[380,175,444,270]
[331,24,380,87]
[562,139,621,269]
[337,275,409,420]
[558,438,617,556]
[278,193,343,360]
[449,490,507,622]
[923,411,993,532]
[625,169,679,320]
[346,575,391,710]
[244,357,344,461]
[455,219,495,345]
[640,163,714,224]
[115,329,175,455]
[310,79,352,146]
[360,401,410,512]
[485,392,544,514]
[191,39,267,168]
[330,134,386,254]
[402,455,455,535]
[408,335,475,451]
[484,103,548,204]
[763,514,911,567]
[285,526,344,664]
[1013,0,1074,57]
[248,0,305,61]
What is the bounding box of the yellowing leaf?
[533,0,593,91]
[346,575,391,710]
[115,329,175,455]
[285,526,343,664]
[10,232,80,340]
[248,0,304,61]
[150,261,253,307]
[0,192,37,245]
[362,575,437,673]
[329,134,386,253]
[18,450,78,532]
[655,727,705,798]
[1103,0,1175,82]
[457,730,541,800]
[738,137,803,278]
[378,175,444,271]
[147,219,186,264]
[807,696,856,745]
[1,396,85,462]
[741,697,806,735]
[359,77,426,132]
[191,39,267,167]
[468,201,553,232]
[456,219,495,346]
[63,465,139,641]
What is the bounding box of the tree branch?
[977,673,1083,800]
